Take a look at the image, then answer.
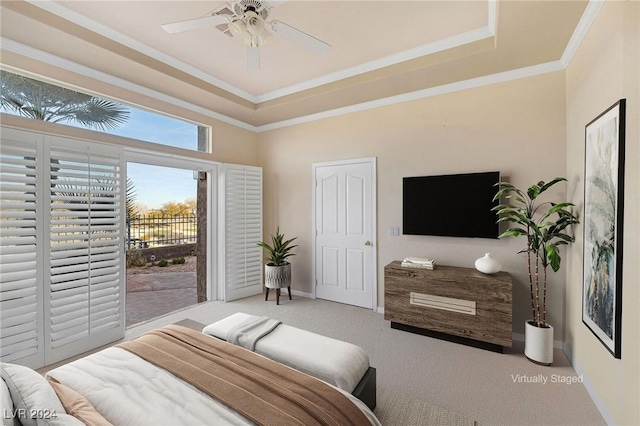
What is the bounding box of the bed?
[1,325,380,426]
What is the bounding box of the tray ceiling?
[0,0,589,128]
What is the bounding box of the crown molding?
[24,0,256,102]
[487,0,497,35]
[255,25,495,103]
[26,0,496,104]
[255,0,497,102]
[560,0,604,67]
[256,60,565,132]
[256,0,600,132]
[2,0,600,134]
[0,38,258,132]
[257,0,497,102]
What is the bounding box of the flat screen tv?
[403,171,500,238]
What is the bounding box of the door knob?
[364,240,372,246]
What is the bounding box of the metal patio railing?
[126,214,197,249]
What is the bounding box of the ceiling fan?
[161,0,331,70]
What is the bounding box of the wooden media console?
[384,261,513,352]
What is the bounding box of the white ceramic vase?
[524,320,554,365]
[474,253,501,274]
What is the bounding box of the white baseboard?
[376,307,384,314]
[290,289,313,299]
[562,343,615,425]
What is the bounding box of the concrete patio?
[125,271,197,327]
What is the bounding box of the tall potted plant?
[257,228,297,304]
[493,178,579,365]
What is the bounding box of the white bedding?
[46,347,380,426]
[47,347,247,425]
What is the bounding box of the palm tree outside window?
[1,70,130,130]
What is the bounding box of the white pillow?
[1,375,20,426]
[0,363,66,426]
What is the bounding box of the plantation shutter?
[0,127,125,368]
[222,164,262,301]
[0,129,44,368]
[47,141,125,363]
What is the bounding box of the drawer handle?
[409,292,476,315]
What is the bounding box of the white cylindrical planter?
[264,262,291,289]
[524,320,554,365]
[474,253,501,274]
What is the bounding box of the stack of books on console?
[401,257,436,270]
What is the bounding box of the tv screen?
[403,171,500,238]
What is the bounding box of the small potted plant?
[257,227,297,304]
[493,177,579,365]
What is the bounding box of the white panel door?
[314,159,376,309]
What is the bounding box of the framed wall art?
[582,99,625,359]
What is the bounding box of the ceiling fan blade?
[263,0,288,8]
[270,20,331,54]
[162,15,228,34]
[246,46,260,70]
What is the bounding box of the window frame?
[1,68,212,154]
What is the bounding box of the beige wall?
[210,121,259,166]
[258,71,568,336]
[565,1,640,424]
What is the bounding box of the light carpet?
[375,389,474,426]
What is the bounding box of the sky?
[127,162,196,211]
[108,108,197,151]
[107,108,199,210]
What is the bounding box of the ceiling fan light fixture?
[245,12,261,33]
[228,13,270,48]
[228,19,246,39]
[251,21,271,46]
